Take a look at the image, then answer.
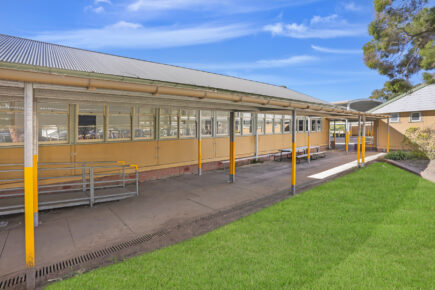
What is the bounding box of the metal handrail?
[0,161,139,215]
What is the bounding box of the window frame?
[409,112,422,123]
[389,113,400,123]
[38,102,70,144]
[215,111,230,137]
[265,114,274,135]
[273,114,283,134]
[257,114,265,135]
[76,103,106,143]
[201,110,214,137]
[134,105,156,141]
[179,109,197,139]
[241,112,253,136]
[0,100,25,146]
[107,105,132,142]
[159,107,179,139]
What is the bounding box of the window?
[201,110,213,137]
[159,108,178,138]
[242,113,253,135]
[297,117,305,132]
[216,111,229,136]
[135,106,155,139]
[78,104,104,141]
[310,118,322,132]
[410,112,422,122]
[180,109,197,138]
[390,113,400,123]
[257,114,265,135]
[274,115,282,134]
[108,105,131,140]
[265,114,274,134]
[235,112,241,135]
[283,115,291,133]
[0,101,24,144]
[38,103,68,143]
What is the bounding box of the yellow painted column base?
[24,167,35,268]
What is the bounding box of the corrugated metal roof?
[0,34,328,105]
[371,84,435,114]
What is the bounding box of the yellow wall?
[0,120,330,184]
[377,110,435,150]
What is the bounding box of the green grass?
[49,163,435,289]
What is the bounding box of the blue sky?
[0,0,406,102]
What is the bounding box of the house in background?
[370,84,435,151]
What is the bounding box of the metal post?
[82,163,86,192]
[387,117,390,153]
[24,82,35,269]
[135,168,139,196]
[89,167,94,207]
[307,116,311,164]
[229,111,235,183]
[122,166,126,188]
[32,99,38,227]
[362,116,366,167]
[291,110,296,195]
[198,110,202,175]
[254,113,258,161]
[357,115,361,167]
[345,119,349,153]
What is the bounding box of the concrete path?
[0,151,379,277]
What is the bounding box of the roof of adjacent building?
[370,84,435,114]
[0,34,328,105]
[332,98,383,112]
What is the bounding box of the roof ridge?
[0,33,320,103]
[368,83,432,113]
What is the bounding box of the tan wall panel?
[0,146,23,164]
[377,111,435,150]
[235,136,255,157]
[158,139,197,165]
[215,137,229,158]
[201,138,215,161]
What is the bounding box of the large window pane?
[38,103,68,143]
[201,110,213,136]
[0,101,24,144]
[274,115,282,134]
[235,112,241,135]
[265,114,273,134]
[160,108,178,138]
[78,104,104,141]
[257,114,265,135]
[242,113,253,135]
[297,117,305,132]
[108,105,131,140]
[135,106,155,139]
[283,115,291,133]
[216,111,229,136]
[180,109,197,138]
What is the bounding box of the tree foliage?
[364,0,435,100]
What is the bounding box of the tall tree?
[363,0,435,100]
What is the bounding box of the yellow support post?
[362,116,366,167]
[307,116,311,164]
[386,117,390,153]
[357,115,361,167]
[291,110,296,194]
[24,82,35,269]
[229,112,235,183]
[198,139,202,174]
[33,155,38,225]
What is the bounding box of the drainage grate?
[0,229,168,289]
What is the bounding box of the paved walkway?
[0,151,379,277]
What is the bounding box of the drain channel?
[0,230,168,289]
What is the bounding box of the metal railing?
[0,161,139,216]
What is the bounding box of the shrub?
[402,126,435,159]
[385,150,429,161]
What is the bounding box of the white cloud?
[264,15,365,39]
[31,22,254,50]
[95,0,112,4]
[343,2,363,12]
[178,55,318,71]
[311,45,361,54]
[93,6,105,13]
[310,14,338,25]
[127,0,323,13]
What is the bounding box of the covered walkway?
[0,150,381,277]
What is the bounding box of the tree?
[363,0,435,100]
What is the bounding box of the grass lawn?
[49,162,435,289]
